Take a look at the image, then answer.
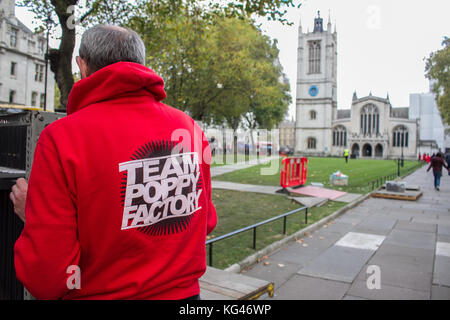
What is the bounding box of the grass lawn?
[207,189,346,269]
[212,157,424,194]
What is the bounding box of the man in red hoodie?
[10,25,217,300]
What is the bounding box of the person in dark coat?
[427,152,449,191]
[445,153,450,175]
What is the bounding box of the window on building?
[333,125,347,147]
[308,40,321,74]
[360,104,380,136]
[392,126,408,148]
[307,137,316,149]
[10,62,17,76]
[38,39,45,55]
[35,64,44,82]
[10,28,18,47]
[31,92,38,107]
[310,110,317,120]
[9,90,16,104]
[40,93,46,108]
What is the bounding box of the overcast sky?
[257,0,450,118]
[16,0,450,119]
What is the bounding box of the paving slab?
[402,203,449,214]
[386,207,428,216]
[335,232,386,251]
[412,217,450,226]
[265,243,323,267]
[243,259,300,290]
[297,245,375,283]
[436,242,450,257]
[320,221,355,235]
[335,214,366,226]
[333,193,364,203]
[368,244,435,274]
[289,196,328,208]
[272,275,350,300]
[433,256,450,287]
[383,229,436,250]
[431,285,450,300]
[347,279,430,300]
[211,180,281,195]
[355,262,433,292]
[267,232,342,266]
[394,220,437,233]
[289,186,347,200]
[354,216,397,234]
[437,234,450,243]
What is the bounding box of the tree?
[425,37,450,125]
[129,1,290,128]
[19,0,301,111]
[18,0,133,110]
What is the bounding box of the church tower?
[295,11,337,156]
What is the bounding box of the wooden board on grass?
[371,189,422,201]
[381,184,421,191]
[199,267,274,300]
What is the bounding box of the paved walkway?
[243,166,450,300]
[210,155,280,177]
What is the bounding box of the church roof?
[352,95,391,105]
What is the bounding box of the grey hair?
[79,25,146,74]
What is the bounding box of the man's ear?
[76,56,89,79]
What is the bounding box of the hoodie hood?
[66,62,167,115]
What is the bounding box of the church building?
[0,0,55,111]
[294,12,418,159]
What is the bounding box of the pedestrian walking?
[427,152,449,191]
[344,148,349,163]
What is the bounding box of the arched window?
[308,40,321,74]
[307,137,316,149]
[333,125,347,147]
[360,104,380,136]
[310,110,317,120]
[392,125,408,148]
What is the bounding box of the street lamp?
[44,13,53,112]
[401,126,406,168]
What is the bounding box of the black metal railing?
[367,173,398,191]
[205,206,308,267]
[367,160,425,191]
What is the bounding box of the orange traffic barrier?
[280,157,308,189]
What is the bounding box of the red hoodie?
[14,62,217,300]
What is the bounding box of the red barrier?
[280,157,308,189]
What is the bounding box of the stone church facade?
[0,0,55,111]
[295,12,418,159]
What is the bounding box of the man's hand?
[9,178,28,223]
